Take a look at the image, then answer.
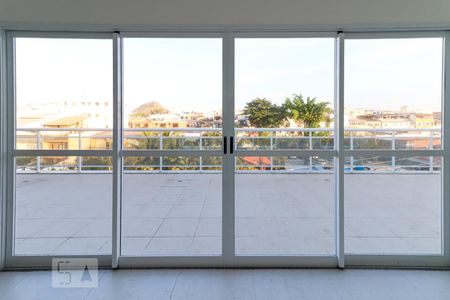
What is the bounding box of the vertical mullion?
[335,33,345,268]
[112,33,123,269]
[222,33,235,263]
[0,28,6,270]
[5,33,15,267]
[442,32,450,263]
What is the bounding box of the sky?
[15,37,443,116]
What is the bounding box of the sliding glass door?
[120,37,224,257]
[234,37,336,256]
[8,33,113,267]
[343,34,448,266]
[4,31,449,268]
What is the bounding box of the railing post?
[391,131,396,172]
[270,131,273,172]
[159,132,163,173]
[77,131,82,173]
[309,129,313,171]
[36,129,41,173]
[199,134,203,173]
[429,130,433,173]
[349,132,353,172]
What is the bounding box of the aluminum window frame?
[342,31,450,267]
[117,33,230,266]
[4,31,114,269]
[231,33,340,265]
[0,27,7,270]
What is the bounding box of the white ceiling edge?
[1,21,450,33]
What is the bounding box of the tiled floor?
[14,173,441,256]
[1,269,450,299]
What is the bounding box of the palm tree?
[134,131,159,150]
[283,94,331,128]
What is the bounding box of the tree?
[283,94,331,128]
[243,98,286,128]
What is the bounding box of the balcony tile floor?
[13,173,441,256]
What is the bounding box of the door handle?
[230,136,234,154]
[223,136,227,154]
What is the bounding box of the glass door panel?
[234,38,336,255]
[121,38,223,256]
[14,37,113,255]
[343,37,444,255]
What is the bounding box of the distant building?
[16,100,113,150]
[348,117,382,128]
[44,115,89,129]
[128,114,188,128]
[379,118,412,129]
[411,114,440,128]
[61,100,112,128]
[347,110,440,130]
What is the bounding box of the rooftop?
[43,114,89,127]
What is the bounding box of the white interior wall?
[0,0,449,30]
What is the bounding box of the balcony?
[13,127,442,256]
[15,172,440,256]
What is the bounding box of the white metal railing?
[15,127,441,174]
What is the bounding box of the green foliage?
[243,98,287,128]
[128,131,223,171]
[283,94,331,128]
[124,156,160,171]
[82,156,112,171]
[124,94,333,171]
[201,131,222,150]
[16,156,35,167]
[132,131,160,150]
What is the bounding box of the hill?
[130,102,169,116]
